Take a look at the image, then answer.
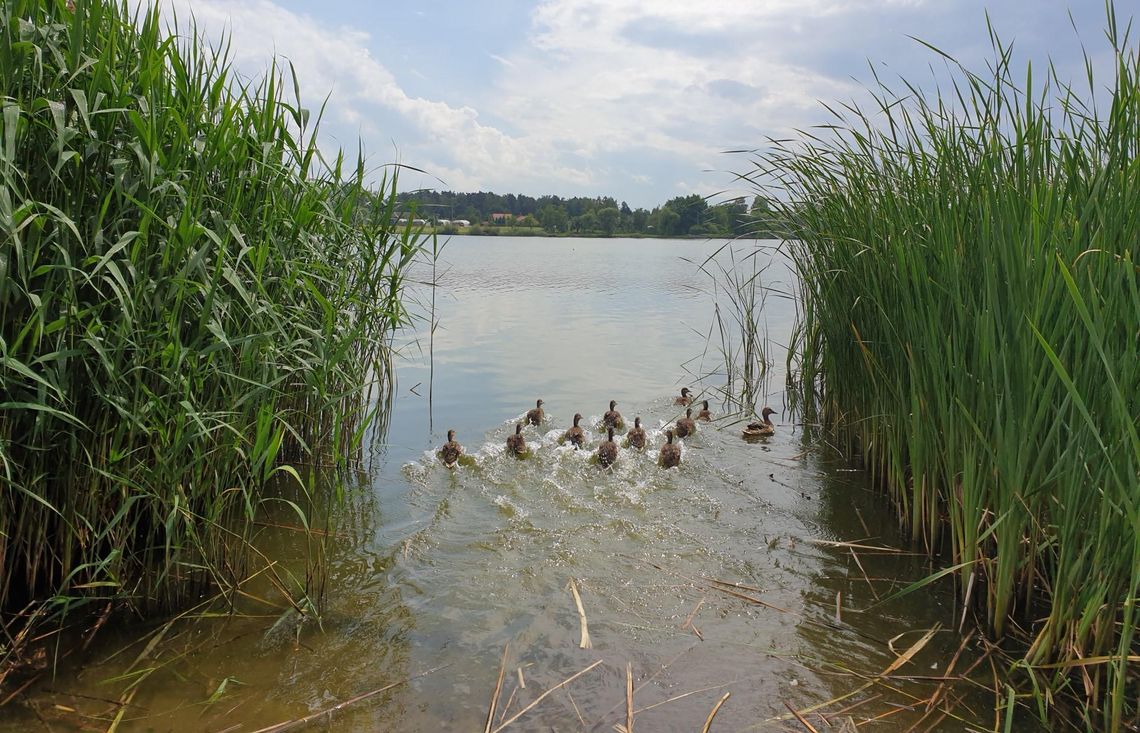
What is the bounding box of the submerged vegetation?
[0,0,421,671]
[754,12,1138,730]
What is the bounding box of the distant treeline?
[391,190,787,238]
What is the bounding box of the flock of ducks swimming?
[438,389,779,470]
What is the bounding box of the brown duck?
[597,427,618,467]
[506,422,527,455]
[439,429,462,468]
[658,429,681,468]
[742,407,777,438]
[526,399,545,426]
[626,416,647,450]
[697,400,712,421]
[674,387,692,406]
[603,400,624,430]
[675,408,696,438]
[563,413,586,448]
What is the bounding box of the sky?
[162,1,1129,209]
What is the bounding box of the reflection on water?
[6,236,1002,731]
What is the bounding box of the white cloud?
[490,0,872,194]
[152,0,1111,207]
[161,0,591,193]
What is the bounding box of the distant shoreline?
[423,226,745,240]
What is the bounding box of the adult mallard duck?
[742,407,777,438]
[439,429,463,468]
[563,412,586,448]
[526,399,545,426]
[626,416,646,450]
[697,400,712,422]
[603,400,624,430]
[506,422,527,455]
[674,387,692,406]
[597,427,618,467]
[658,429,681,468]
[675,408,696,438]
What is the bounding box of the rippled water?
[7,237,997,732]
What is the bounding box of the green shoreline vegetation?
[3,0,1137,730]
[1,0,422,677]
[761,13,1138,730]
[394,189,790,239]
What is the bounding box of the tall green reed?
[749,11,1138,729]
[693,244,773,415]
[0,0,423,652]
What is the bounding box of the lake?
[8,236,997,731]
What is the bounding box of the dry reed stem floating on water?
[569,578,592,649]
[700,692,731,733]
[681,596,706,629]
[804,538,913,554]
[566,689,585,725]
[681,596,706,640]
[634,675,768,717]
[883,626,939,676]
[927,632,972,712]
[848,549,880,600]
[484,642,510,733]
[597,643,701,721]
[783,699,820,733]
[834,715,859,732]
[497,685,518,725]
[626,662,634,733]
[251,665,448,733]
[706,582,793,615]
[490,659,603,732]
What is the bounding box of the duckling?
[439,429,463,468]
[597,427,618,467]
[658,429,681,468]
[526,399,545,426]
[506,422,527,455]
[674,387,692,406]
[563,412,586,448]
[697,400,712,422]
[742,407,777,438]
[675,407,696,438]
[626,416,647,450]
[603,400,624,430]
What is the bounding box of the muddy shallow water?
[6,237,999,732]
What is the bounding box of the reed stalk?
[747,9,1138,729]
[0,0,423,663]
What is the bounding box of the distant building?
[490,212,511,222]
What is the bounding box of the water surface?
[8,236,993,732]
